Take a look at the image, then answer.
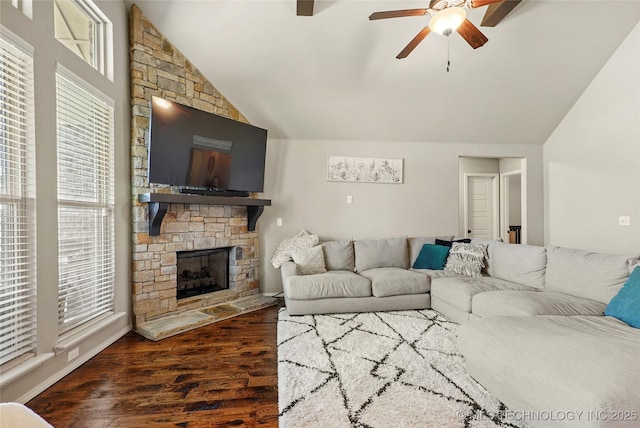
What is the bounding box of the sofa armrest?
[280,261,299,285]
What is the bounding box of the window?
[56,68,114,335]
[9,0,33,19]
[0,30,36,366]
[54,0,113,80]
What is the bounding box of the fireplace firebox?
[176,247,230,299]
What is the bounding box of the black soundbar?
[179,187,250,197]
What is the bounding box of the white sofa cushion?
[472,290,606,317]
[354,236,408,272]
[0,403,53,428]
[486,241,547,289]
[458,316,640,418]
[545,246,640,304]
[359,267,430,297]
[431,276,535,312]
[285,271,371,300]
[321,239,355,271]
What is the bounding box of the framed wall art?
[327,156,403,184]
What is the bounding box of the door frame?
[463,173,500,240]
[499,166,528,244]
[500,170,519,243]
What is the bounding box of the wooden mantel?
[138,193,271,236]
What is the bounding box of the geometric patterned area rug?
[278,308,523,427]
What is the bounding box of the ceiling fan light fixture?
[429,7,466,35]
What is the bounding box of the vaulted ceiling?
[129,1,640,144]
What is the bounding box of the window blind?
[0,32,36,366]
[56,70,114,334]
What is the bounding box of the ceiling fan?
[369,0,519,59]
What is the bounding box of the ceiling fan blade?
[457,19,488,49]
[470,0,504,8]
[369,9,428,20]
[396,26,431,59]
[297,0,314,16]
[481,0,522,27]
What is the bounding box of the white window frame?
[9,0,33,19]
[54,0,114,81]
[55,65,115,337]
[0,27,37,368]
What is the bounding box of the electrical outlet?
[619,216,631,226]
[276,218,282,226]
[68,347,79,362]
[347,195,353,204]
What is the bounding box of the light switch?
[619,216,631,226]
[277,218,283,226]
[347,195,353,204]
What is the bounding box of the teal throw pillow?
[605,266,640,328]
[413,244,450,270]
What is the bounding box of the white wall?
[1,0,131,402]
[500,158,522,174]
[260,139,543,293]
[508,175,522,225]
[544,22,640,254]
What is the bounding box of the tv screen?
[148,96,267,194]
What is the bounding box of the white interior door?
[464,174,499,240]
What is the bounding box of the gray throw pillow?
[290,246,327,275]
[444,242,488,277]
[321,240,355,271]
[354,236,408,272]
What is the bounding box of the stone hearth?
[136,294,276,341]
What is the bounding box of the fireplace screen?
[176,247,230,299]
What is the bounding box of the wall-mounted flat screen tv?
[148,96,267,196]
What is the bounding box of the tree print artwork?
[327,156,403,183]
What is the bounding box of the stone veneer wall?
[129,5,260,327]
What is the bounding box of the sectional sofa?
[278,234,640,427]
[279,235,439,315]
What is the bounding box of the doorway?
[459,157,527,244]
[463,173,499,240]
[501,171,523,243]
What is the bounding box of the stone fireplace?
[131,203,261,328]
[128,6,271,333]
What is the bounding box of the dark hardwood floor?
[27,300,284,428]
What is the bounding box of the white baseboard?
[16,325,131,404]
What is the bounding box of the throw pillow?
[408,236,454,266]
[271,230,320,269]
[353,236,408,272]
[605,266,640,328]
[321,240,355,271]
[291,245,327,275]
[444,242,488,277]
[435,238,472,248]
[412,244,450,270]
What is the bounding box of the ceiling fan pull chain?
[447,35,451,72]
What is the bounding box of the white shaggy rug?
[278,308,522,428]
